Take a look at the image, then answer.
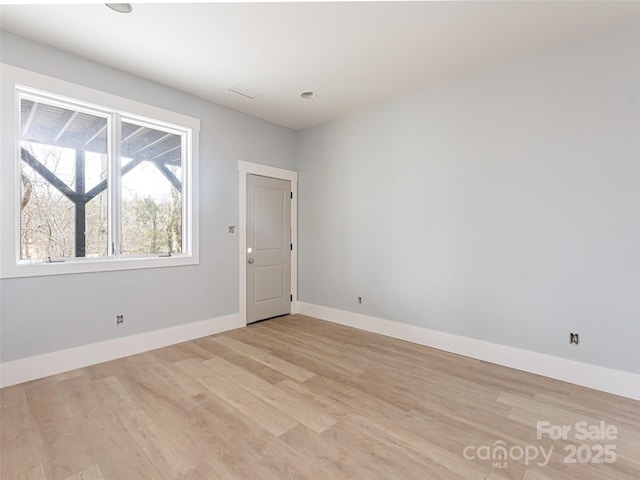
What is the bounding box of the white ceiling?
[1,1,639,130]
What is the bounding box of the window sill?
[0,254,198,279]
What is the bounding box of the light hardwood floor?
[1,314,638,479]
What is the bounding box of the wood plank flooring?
[1,314,638,479]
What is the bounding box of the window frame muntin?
[0,63,200,279]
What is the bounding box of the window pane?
[19,98,108,260]
[120,121,183,255]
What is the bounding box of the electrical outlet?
[116,314,124,326]
[569,332,579,345]
[357,296,363,304]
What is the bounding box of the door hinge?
[290,192,293,199]
[290,294,293,302]
[290,243,293,251]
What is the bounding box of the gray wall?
[0,32,297,362]
[296,23,640,373]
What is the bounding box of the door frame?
[238,160,298,325]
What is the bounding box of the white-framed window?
[0,64,200,278]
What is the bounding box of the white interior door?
[246,174,291,323]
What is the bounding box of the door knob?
[248,258,254,264]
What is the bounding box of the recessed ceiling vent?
[228,85,260,99]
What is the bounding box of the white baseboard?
[297,302,640,401]
[5,304,638,401]
[0,313,244,388]
[291,300,301,314]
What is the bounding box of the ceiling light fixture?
[105,3,133,14]
[301,91,317,100]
